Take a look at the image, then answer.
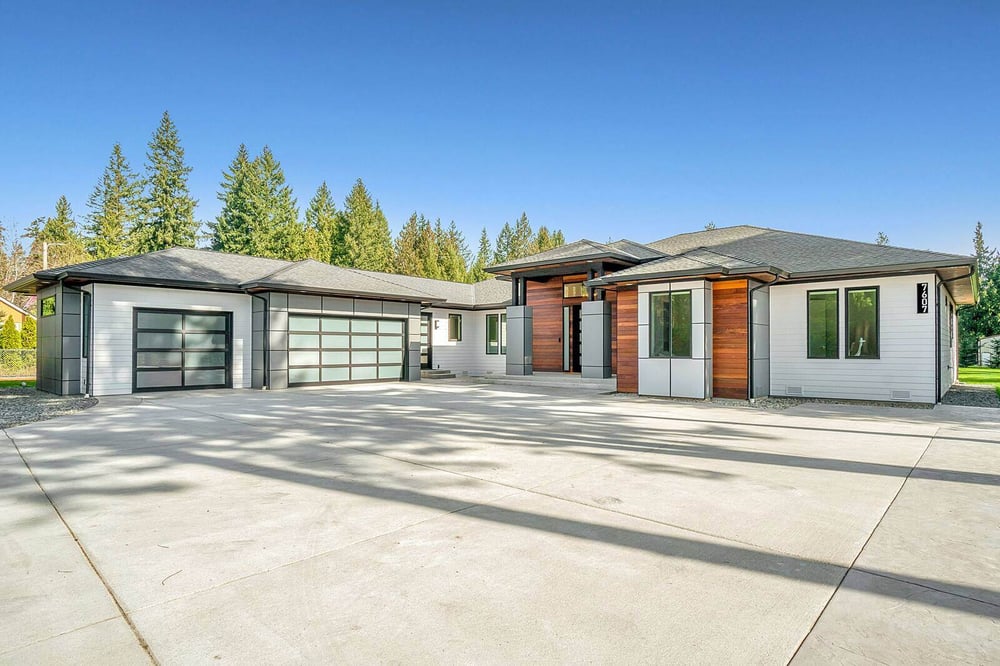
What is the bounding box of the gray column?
[406,302,421,381]
[267,292,289,390]
[505,305,533,376]
[251,294,268,389]
[580,300,612,379]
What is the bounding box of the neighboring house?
[7,225,977,403]
[0,295,36,331]
[980,335,1000,366]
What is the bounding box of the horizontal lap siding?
[712,280,749,399]
[428,309,507,375]
[616,287,638,393]
[89,284,254,396]
[769,274,937,402]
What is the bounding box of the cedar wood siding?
[525,274,587,372]
[712,279,749,399]
[616,286,638,393]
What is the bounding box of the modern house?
[7,225,976,404]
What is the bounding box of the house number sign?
[917,282,929,314]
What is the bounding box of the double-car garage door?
[287,315,406,385]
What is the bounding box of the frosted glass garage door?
[134,309,232,392]
[287,316,405,385]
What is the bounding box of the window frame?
[563,282,588,299]
[448,313,462,342]
[844,286,880,360]
[40,295,56,317]
[485,312,508,355]
[649,290,693,359]
[806,289,839,359]
[132,307,233,393]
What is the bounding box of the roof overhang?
[586,265,785,287]
[242,282,431,304]
[487,254,643,277]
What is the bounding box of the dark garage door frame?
[133,307,233,392]
[287,314,406,386]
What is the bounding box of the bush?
[20,317,36,350]
[0,318,20,349]
[990,340,1000,369]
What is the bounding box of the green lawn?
[0,379,34,388]
[959,367,1000,397]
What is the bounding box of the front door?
[420,313,432,370]
[562,304,582,372]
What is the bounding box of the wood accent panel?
[616,287,638,393]
[524,274,589,372]
[712,280,749,399]
[607,288,618,375]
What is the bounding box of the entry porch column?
[580,299,612,379]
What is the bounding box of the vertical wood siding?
[525,274,587,372]
[712,279,749,399]
[616,286,638,393]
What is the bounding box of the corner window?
[486,313,507,355]
[807,290,838,359]
[563,282,587,299]
[448,313,462,342]
[40,296,56,317]
[650,291,692,358]
[846,287,879,359]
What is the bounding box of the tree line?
[2,111,566,308]
[959,222,1000,365]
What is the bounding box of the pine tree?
[0,317,20,349]
[958,221,1000,355]
[20,316,36,349]
[468,228,492,282]
[132,111,198,253]
[875,231,890,246]
[304,182,339,263]
[436,220,468,283]
[211,144,259,255]
[394,213,423,276]
[85,143,141,258]
[493,222,515,264]
[511,212,534,258]
[28,196,89,269]
[339,179,394,271]
[552,229,566,246]
[252,146,304,259]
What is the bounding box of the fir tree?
[252,146,304,259]
[211,144,259,255]
[875,231,890,246]
[468,227,492,282]
[493,222,515,264]
[85,143,141,258]
[436,220,468,283]
[511,212,534,258]
[20,316,36,349]
[340,179,394,271]
[959,221,1000,353]
[415,216,441,278]
[133,111,198,253]
[394,213,424,276]
[27,197,89,269]
[552,230,566,246]
[0,318,21,349]
[304,182,339,263]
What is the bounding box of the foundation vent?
[785,386,803,396]
[891,390,911,401]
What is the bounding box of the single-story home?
[7,225,976,404]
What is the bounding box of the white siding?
[89,284,253,396]
[427,308,507,375]
[938,282,958,397]
[637,280,712,399]
[769,274,937,403]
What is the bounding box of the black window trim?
[448,313,462,342]
[132,307,233,393]
[806,288,840,360]
[485,312,507,356]
[844,285,881,360]
[40,295,56,317]
[649,289,693,359]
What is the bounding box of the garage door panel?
[288,315,406,387]
[134,308,232,392]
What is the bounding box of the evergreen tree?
[27,197,89,269]
[551,229,566,247]
[304,182,339,263]
[132,111,198,253]
[492,222,515,264]
[394,213,424,276]
[20,316,36,349]
[958,221,1000,357]
[468,227,492,282]
[875,231,890,246]
[415,215,442,278]
[705,221,717,230]
[436,220,468,283]
[511,212,534,258]
[85,143,141,258]
[339,179,394,271]
[252,146,304,259]
[211,144,259,255]
[0,318,20,349]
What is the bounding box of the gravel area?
[940,383,1000,408]
[0,387,98,427]
[612,392,933,410]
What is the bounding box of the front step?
[421,369,456,380]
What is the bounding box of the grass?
[958,367,1000,398]
[0,379,34,388]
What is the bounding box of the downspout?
[747,274,780,402]
[251,293,270,390]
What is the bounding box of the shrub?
[20,317,36,350]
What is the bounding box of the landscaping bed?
[0,386,98,427]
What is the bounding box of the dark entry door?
[562,304,582,372]
[420,313,432,370]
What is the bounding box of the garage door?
[288,315,405,385]
[134,309,232,392]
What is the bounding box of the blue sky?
[1,1,997,255]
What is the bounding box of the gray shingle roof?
[242,260,437,301]
[350,269,511,308]
[487,238,661,272]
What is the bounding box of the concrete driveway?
[2,382,998,663]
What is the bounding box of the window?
[650,291,692,358]
[563,282,588,299]
[486,313,507,355]
[448,313,462,341]
[807,290,838,359]
[40,296,56,317]
[846,287,879,359]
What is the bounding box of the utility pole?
[42,241,67,270]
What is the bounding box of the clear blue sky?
[1,1,997,255]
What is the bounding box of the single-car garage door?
[288,315,405,385]
[134,308,232,392]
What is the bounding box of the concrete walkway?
[2,383,998,663]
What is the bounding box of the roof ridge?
[243,257,310,284]
[342,267,442,299]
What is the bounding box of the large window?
[846,287,879,359]
[448,313,462,341]
[807,290,838,359]
[650,291,692,358]
[486,313,507,355]
[40,296,56,317]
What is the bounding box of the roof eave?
[242,281,431,303]
[486,251,641,275]
[788,259,977,280]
